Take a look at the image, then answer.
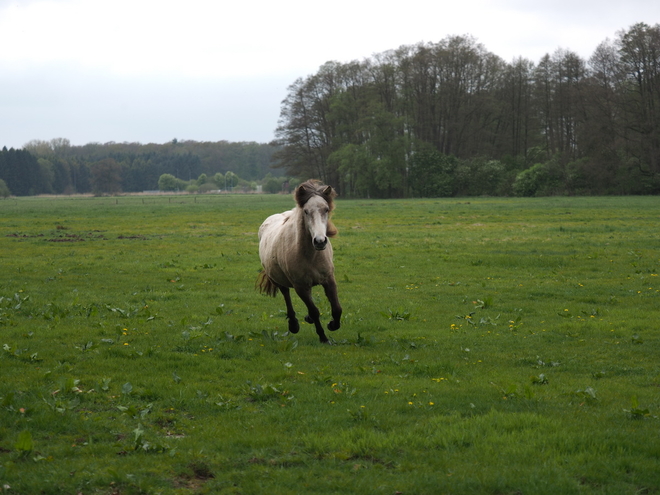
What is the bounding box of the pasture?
[0,194,659,494]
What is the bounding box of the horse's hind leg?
[323,278,342,332]
[294,287,328,343]
[280,287,300,334]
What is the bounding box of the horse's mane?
[295,180,338,237]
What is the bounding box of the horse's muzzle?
[313,237,328,250]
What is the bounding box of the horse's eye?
[304,209,309,215]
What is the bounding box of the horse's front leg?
[279,287,299,334]
[323,278,342,332]
[294,287,328,344]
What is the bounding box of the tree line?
[0,139,279,196]
[273,22,660,197]
[3,23,659,199]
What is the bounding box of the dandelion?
[429,402,434,406]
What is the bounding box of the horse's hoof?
[304,315,314,324]
[328,320,340,331]
[289,319,300,334]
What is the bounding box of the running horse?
[257,180,342,343]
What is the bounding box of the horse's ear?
[322,185,337,199]
[295,182,310,207]
[320,185,337,210]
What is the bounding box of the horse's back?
[259,211,292,257]
[259,210,292,240]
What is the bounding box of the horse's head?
[295,180,338,251]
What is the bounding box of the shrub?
[513,163,547,197]
[263,178,281,194]
[0,178,10,198]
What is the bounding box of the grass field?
[0,194,659,494]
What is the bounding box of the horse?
[257,180,342,344]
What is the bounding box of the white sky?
[1,0,659,148]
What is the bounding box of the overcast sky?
[1,0,659,149]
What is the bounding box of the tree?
[497,57,538,159]
[90,158,122,195]
[409,147,456,197]
[328,143,375,198]
[224,171,238,191]
[616,23,660,183]
[273,77,326,183]
[37,158,55,194]
[158,173,179,191]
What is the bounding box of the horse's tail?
[256,271,279,297]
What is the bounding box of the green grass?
[1,194,659,494]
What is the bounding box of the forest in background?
[0,139,278,196]
[2,22,660,198]
[274,22,660,197]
